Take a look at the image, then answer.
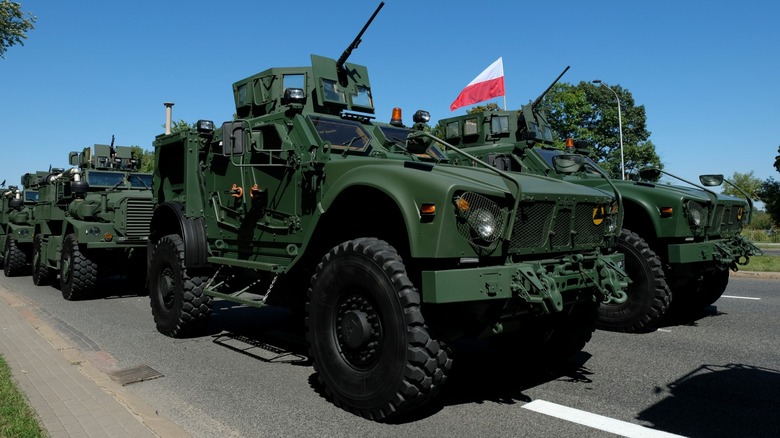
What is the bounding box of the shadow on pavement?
[638,363,780,437]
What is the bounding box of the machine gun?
[531,65,570,110]
[336,2,385,72]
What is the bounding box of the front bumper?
[421,252,628,314]
[666,235,763,269]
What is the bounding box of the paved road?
[1,273,778,437]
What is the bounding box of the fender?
[149,201,208,268]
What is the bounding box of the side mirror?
[699,174,724,187]
[639,167,662,181]
[552,154,585,175]
[222,121,245,156]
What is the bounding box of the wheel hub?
[336,294,382,368]
[340,310,372,349]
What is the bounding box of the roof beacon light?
[390,107,403,127]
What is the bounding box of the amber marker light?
[566,138,575,149]
[737,207,744,221]
[660,207,673,218]
[455,197,470,212]
[420,203,436,216]
[103,233,114,241]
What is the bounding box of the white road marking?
[720,295,761,300]
[522,399,685,438]
[656,328,672,333]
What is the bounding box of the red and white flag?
[450,57,505,111]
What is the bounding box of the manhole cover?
[107,364,164,385]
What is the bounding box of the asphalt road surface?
[1,273,778,437]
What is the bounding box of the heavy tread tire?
[694,268,729,308]
[4,238,28,277]
[60,234,98,301]
[544,300,599,361]
[597,229,671,332]
[148,234,212,337]
[306,238,450,421]
[32,234,53,286]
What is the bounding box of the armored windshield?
[129,174,152,188]
[25,191,38,202]
[378,126,447,161]
[536,148,611,177]
[310,116,372,153]
[86,171,125,187]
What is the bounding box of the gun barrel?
[336,1,385,70]
[531,65,570,109]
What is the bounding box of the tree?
[130,146,154,173]
[0,0,36,58]
[539,81,662,180]
[757,178,780,227]
[774,144,780,174]
[722,171,762,200]
[466,103,501,115]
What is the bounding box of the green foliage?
[721,170,762,200]
[757,177,780,227]
[539,81,662,180]
[0,355,44,437]
[130,146,154,173]
[774,144,780,173]
[745,210,774,230]
[466,103,500,115]
[742,255,780,272]
[0,0,36,59]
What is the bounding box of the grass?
[742,228,780,244]
[741,255,780,272]
[0,355,44,438]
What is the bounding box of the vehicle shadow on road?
[207,301,311,366]
[657,304,725,328]
[637,363,780,437]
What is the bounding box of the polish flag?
[450,57,505,111]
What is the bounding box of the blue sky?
[2,0,778,193]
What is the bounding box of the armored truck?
[0,172,43,276]
[31,144,153,300]
[435,104,761,332]
[146,3,629,420]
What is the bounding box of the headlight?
[85,226,101,236]
[454,192,504,251]
[686,200,705,228]
[473,209,498,241]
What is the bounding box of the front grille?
[711,205,725,232]
[125,198,153,238]
[550,208,572,247]
[573,203,607,246]
[510,202,555,249]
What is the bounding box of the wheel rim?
[61,252,72,284]
[157,265,176,310]
[335,292,382,370]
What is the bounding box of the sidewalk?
[0,285,188,438]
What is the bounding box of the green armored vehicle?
[0,172,43,276]
[147,3,628,420]
[436,101,761,332]
[31,143,153,299]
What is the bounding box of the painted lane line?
[720,295,761,300]
[522,399,685,438]
[656,328,672,333]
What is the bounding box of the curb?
[730,270,780,280]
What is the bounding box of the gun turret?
[531,66,570,110]
[336,2,385,72]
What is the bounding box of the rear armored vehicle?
[436,91,761,331]
[31,142,152,299]
[0,172,42,276]
[147,3,629,420]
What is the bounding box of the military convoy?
[0,1,764,423]
[434,99,761,332]
[30,142,153,300]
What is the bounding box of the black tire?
[694,268,729,308]
[597,229,671,332]
[306,238,451,421]
[148,234,212,337]
[4,238,28,277]
[60,234,97,300]
[32,234,53,286]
